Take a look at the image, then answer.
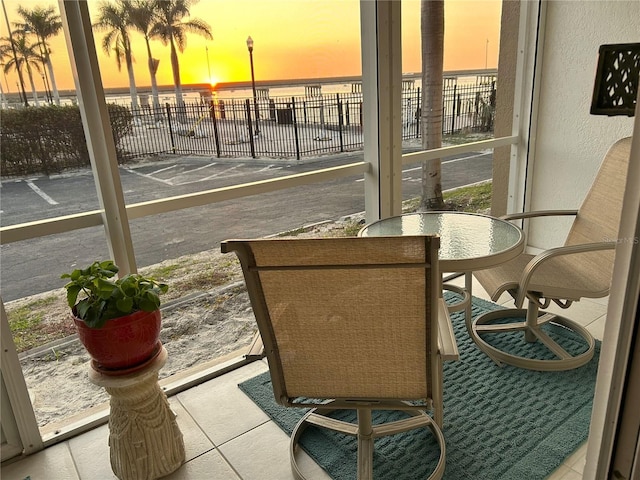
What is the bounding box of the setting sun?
[0,0,501,91]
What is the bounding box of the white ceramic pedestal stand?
[89,346,185,480]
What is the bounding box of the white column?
[360,0,403,223]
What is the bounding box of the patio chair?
[222,236,458,480]
[472,136,632,371]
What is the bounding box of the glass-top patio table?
[359,211,525,332]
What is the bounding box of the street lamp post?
[206,45,211,82]
[246,36,260,135]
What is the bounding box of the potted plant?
[62,260,168,374]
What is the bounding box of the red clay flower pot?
[73,309,162,373]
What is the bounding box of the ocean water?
[101,74,489,106]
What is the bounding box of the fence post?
[291,97,301,161]
[345,98,351,126]
[209,100,221,158]
[337,93,344,153]
[415,87,420,138]
[245,99,256,159]
[166,103,176,154]
[450,83,457,134]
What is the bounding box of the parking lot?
[0,150,492,301]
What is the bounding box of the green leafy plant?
[61,260,168,329]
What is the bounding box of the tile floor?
[2,276,608,480]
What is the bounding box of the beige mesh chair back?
[222,235,451,480]
[472,137,632,371]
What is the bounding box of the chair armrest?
[514,242,616,307]
[437,298,459,361]
[500,210,578,221]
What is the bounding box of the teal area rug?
[238,295,600,479]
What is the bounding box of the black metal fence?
[116,76,496,161]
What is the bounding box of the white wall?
[526,0,638,248]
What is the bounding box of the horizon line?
[3,69,497,98]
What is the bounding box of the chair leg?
[357,409,374,480]
[470,304,596,371]
[524,302,538,343]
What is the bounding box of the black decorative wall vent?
[590,43,640,117]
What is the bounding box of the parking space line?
[123,166,174,185]
[174,164,246,185]
[165,163,218,184]
[355,152,491,182]
[149,164,180,175]
[26,180,59,205]
[257,165,282,172]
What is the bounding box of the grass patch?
[140,253,243,302]
[402,181,492,213]
[341,220,365,237]
[7,295,75,353]
[444,181,492,212]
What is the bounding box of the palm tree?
[15,5,62,105]
[1,0,28,106]
[128,0,162,114]
[152,0,212,110]
[1,32,43,106]
[93,0,139,112]
[419,0,445,210]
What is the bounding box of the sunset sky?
[0,0,501,92]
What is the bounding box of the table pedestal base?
[89,347,185,480]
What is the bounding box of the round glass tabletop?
[359,212,524,271]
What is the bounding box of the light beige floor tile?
[543,299,608,328]
[177,360,270,446]
[219,420,331,480]
[66,398,216,479]
[1,442,80,480]
[559,468,583,480]
[162,448,240,480]
[586,314,606,341]
[67,424,116,479]
[588,295,609,307]
[169,397,215,461]
[564,442,587,474]
[546,464,574,480]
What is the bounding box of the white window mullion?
[360,0,403,223]
[508,0,544,217]
[58,1,137,274]
[1,301,43,460]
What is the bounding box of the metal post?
[451,84,457,134]
[209,100,221,158]
[246,99,256,158]
[165,103,176,154]
[291,97,300,161]
[337,93,344,152]
[246,36,260,135]
[415,87,421,138]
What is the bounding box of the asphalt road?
[0,150,492,301]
